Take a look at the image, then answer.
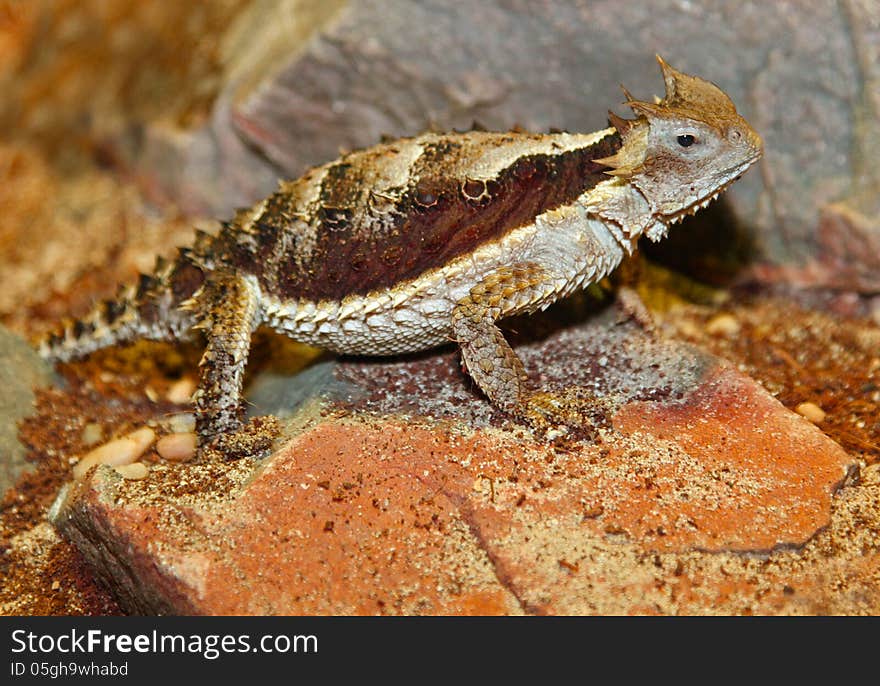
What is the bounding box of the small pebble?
[114,462,150,480]
[796,401,826,424]
[51,580,60,590]
[72,427,156,479]
[167,377,197,404]
[705,313,741,337]
[156,432,198,462]
[145,386,159,402]
[81,423,103,447]
[855,329,880,354]
[167,412,196,434]
[676,320,701,339]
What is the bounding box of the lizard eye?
[677,134,696,148]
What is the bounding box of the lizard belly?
[261,203,630,356]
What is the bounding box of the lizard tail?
[35,233,213,364]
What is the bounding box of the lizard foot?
[515,389,611,443]
[198,415,282,461]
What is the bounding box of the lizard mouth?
[660,158,757,225]
[662,183,732,225]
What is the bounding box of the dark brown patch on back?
[170,259,206,302]
[136,273,157,299]
[102,299,126,325]
[221,193,290,279]
[72,319,93,338]
[237,131,621,302]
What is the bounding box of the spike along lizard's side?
[37,56,763,457]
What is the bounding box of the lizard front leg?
[188,271,261,449]
[451,263,550,415]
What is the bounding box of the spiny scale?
[36,56,762,455]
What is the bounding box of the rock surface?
[49,308,857,614]
[0,326,52,496]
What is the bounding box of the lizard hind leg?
[187,270,266,457]
[451,263,549,416]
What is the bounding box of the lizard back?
[222,129,622,303]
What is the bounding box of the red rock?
[51,352,855,614]
[47,303,860,614]
[51,425,526,615]
[610,365,850,551]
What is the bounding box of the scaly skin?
[36,56,763,456]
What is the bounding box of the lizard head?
[595,55,763,241]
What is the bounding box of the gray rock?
[244,298,712,433]
[0,326,53,495]
[125,0,879,290]
[246,358,363,419]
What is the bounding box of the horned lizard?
[37,56,763,456]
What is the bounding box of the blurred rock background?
[1,0,878,338]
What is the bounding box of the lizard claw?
[514,389,612,443]
[197,415,282,461]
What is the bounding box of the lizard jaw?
[660,172,746,226]
[664,187,724,225]
[660,152,761,226]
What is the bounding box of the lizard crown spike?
[595,55,762,237]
